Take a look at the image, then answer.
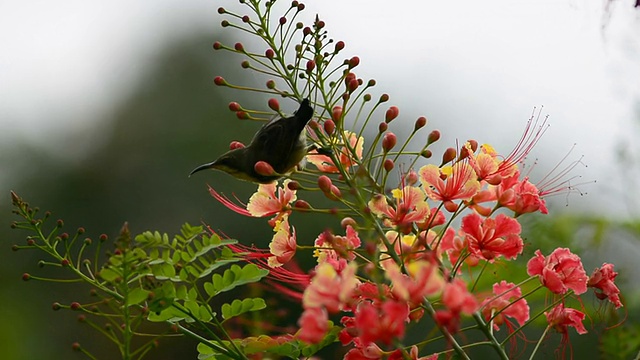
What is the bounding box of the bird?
[189,98,315,183]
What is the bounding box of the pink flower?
[344,343,384,360]
[297,307,328,343]
[386,260,444,304]
[545,303,587,335]
[302,262,360,313]
[481,281,530,331]
[314,226,361,265]
[419,162,480,212]
[307,131,364,173]
[355,300,410,345]
[588,263,623,308]
[527,248,588,295]
[369,185,429,233]
[461,213,524,261]
[499,172,548,216]
[247,179,297,225]
[442,278,479,315]
[267,218,297,267]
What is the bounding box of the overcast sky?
[1,0,639,216]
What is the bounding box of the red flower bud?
[385,106,399,123]
[217,7,225,14]
[265,48,275,59]
[406,170,419,185]
[328,185,342,200]
[213,76,226,86]
[236,111,249,120]
[22,273,30,281]
[266,80,276,89]
[467,139,478,152]
[384,159,394,172]
[316,20,325,29]
[442,147,457,165]
[379,94,389,103]
[367,79,376,87]
[348,56,360,68]
[268,98,280,111]
[303,26,312,36]
[229,141,245,150]
[254,161,275,177]
[324,119,335,135]
[318,175,332,193]
[287,181,300,191]
[414,116,427,131]
[378,122,388,133]
[382,132,397,152]
[72,343,81,352]
[61,259,70,267]
[294,200,311,210]
[428,130,441,144]
[308,119,319,130]
[348,79,359,92]
[331,106,343,123]
[52,302,62,311]
[421,149,432,158]
[228,102,241,111]
[297,3,305,11]
[213,42,222,50]
[279,16,287,25]
[242,15,250,23]
[306,60,315,73]
[70,302,81,311]
[335,41,345,52]
[234,42,244,52]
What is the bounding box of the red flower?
[307,131,364,173]
[369,185,429,233]
[297,307,328,343]
[588,263,623,308]
[267,218,297,267]
[461,213,524,261]
[419,162,480,212]
[527,248,588,295]
[481,281,530,331]
[302,262,359,313]
[355,300,410,345]
[545,303,587,335]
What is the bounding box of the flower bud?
[213,42,222,50]
[467,139,478,152]
[318,175,332,193]
[221,20,230,27]
[52,302,62,311]
[348,79,359,92]
[72,343,81,352]
[242,15,250,23]
[22,273,30,281]
[236,111,249,120]
[306,60,315,73]
[331,106,343,123]
[406,170,419,185]
[265,48,275,59]
[294,200,311,210]
[228,102,241,111]
[427,130,441,144]
[303,26,312,36]
[382,132,397,152]
[363,94,372,102]
[384,159,394,172]
[340,217,357,228]
[279,16,287,25]
[379,94,389,103]
[229,141,245,150]
[385,106,399,123]
[254,161,275,177]
[442,148,457,165]
[378,122,388,133]
[213,76,227,86]
[421,149,432,158]
[348,56,360,68]
[241,60,250,69]
[367,79,376,87]
[324,119,335,135]
[414,116,427,131]
[297,3,305,11]
[70,302,81,311]
[268,98,280,111]
[287,181,300,191]
[234,42,244,52]
[334,41,345,52]
[328,185,342,200]
[217,7,225,14]
[266,79,276,89]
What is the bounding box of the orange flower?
[419,162,480,212]
[307,131,364,173]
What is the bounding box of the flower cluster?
[201,1,623,358]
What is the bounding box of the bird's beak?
[189,161,217,177]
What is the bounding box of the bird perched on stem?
[190,98,315,183]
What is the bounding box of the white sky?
[1,0,639,216]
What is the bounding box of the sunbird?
[190,98,315,183]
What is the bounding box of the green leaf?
[126,288,150,306]
[221,298,266,320]
[206,264,268,297]
[99,268,120,282]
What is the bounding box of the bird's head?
[189,148,263,183]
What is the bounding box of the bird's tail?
[295,98,314,125]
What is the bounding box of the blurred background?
[2,0,639,358]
